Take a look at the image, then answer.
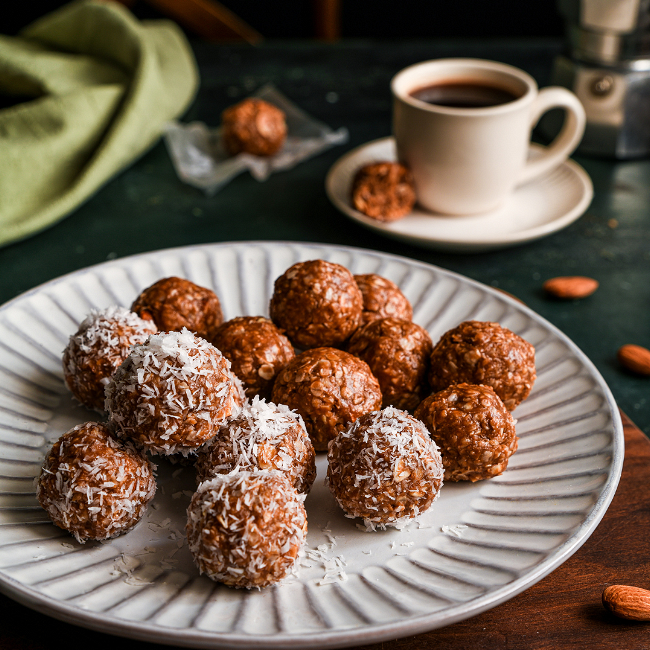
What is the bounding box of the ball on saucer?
[351,161,416,221]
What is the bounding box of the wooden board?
[0,411,646,649]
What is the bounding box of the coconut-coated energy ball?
[221,98,287,157]
[271,347,382,451]
[186,471,307,589]
[62,306,157,412]
[354,273,413,326]
[269,259,363,350]
[327,407,443,529]
[210,316,294,400]
[347,317,432,411]
[428,320,536,410]
[105,329,244,456]
[37,421,156,543]
[195,396,316,494]
[414,383,518,482]
[131,276,223,342]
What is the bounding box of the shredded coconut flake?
[441,524,468,538]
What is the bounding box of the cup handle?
[518,87,586,185]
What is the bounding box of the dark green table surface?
[2,37,648,436]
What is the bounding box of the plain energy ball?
[131,276,224,342]
[354,273,413,326]
[62,306,157,411]
[210,316,295,400]
[269,259,363,350]
[186,471,307,589]
[327,407,444,529]
[414,382,518,482]
[351,162,417,221]
[271,347,382,451]
[347,317,432,411]
[37,421,156,542]
[428,320,536,410]
[221,98,287,157]
[195,396,316,494]
[105,329,244,456]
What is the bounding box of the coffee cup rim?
[391,58,537,114]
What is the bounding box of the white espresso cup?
[391,58,586,215]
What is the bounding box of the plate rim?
[325,137,594,252]
[0,240,624,649]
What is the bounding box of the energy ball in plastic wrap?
[131,276,223,341]
[210,316,294,400]
[347,317,432,412]
[62,306,157,412]
[414,383,518,482]
[186,471,307,589]
[327,407,443,529]
[351,162,416,222]
[428,320,536,410]
[106,329,244,456]
[271,347,382,452]
[195,396,316,494]
[221,98,287,157]
[269,259,363,350]
[354,273,413,326]
[37,421,156,543]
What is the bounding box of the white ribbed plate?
[325,137,593,252]
[0,241,622,649]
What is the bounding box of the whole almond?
[543,276,599,299]
[618,344,650,376]
[602,585,650,621]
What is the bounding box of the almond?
[543,276,599,299]
[617,344,650,376]
[602,585,650,621]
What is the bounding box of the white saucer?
[325,137,593,253]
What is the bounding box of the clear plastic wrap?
[164,84,349,195]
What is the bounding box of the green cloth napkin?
[0,0,199,247]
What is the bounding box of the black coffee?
[410,82,519,108]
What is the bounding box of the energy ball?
[37,421,156,543]
[221,98,287,157]
[428,320,536,411]
[354,273,413,326]
[271,347,382,451]
[347,317,432,412]
[270,259,363,350]
[210,316,294,400]
[351,162,416,222]
[186,471,307,589]
[414,383,518,482]
[62,306,157,412]
[105,329,244,456]
[327,407,443,529]
[195,396,316,494]
[131,276,223,342]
